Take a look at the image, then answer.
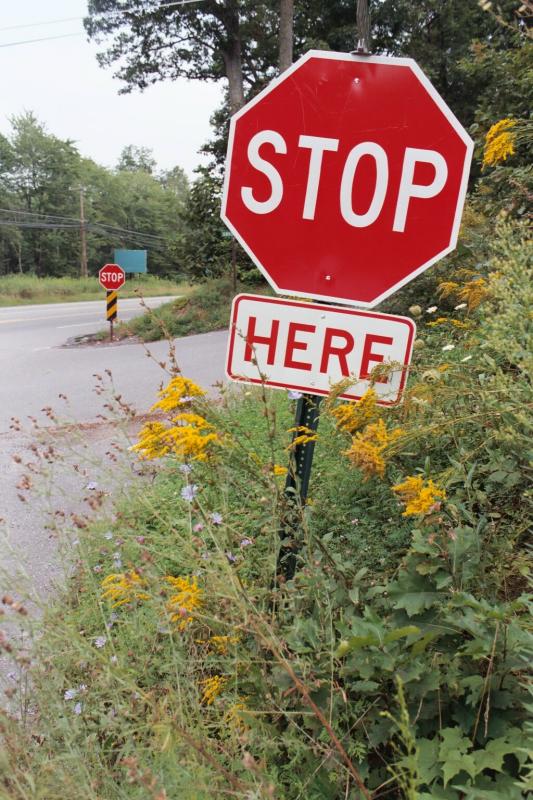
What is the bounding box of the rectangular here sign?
[226,294,416,405]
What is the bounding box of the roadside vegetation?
[0,212,531,798]
[0,274,188,306]
[0,3,531,799]
[100,278,271,342]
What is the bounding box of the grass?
[0,222,531,798]
[0,384,414,799]
[0,273,188,306]
[101,277,271,342]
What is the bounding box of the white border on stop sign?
[226,294,416,406]
[221,50,474,309]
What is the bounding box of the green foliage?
[109,277,270,341]
[0,221,530,798]
[0,113,189,278]
[0,273,185,306]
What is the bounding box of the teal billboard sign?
[113,249,147,274]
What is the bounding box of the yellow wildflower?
[100,572,150,608]
[287,425,318,449]
[345,419,404,480]
[200,675,226,705]
[438,281,459,299]
[393,475,446,516]
[131,421,171,459]
[224,700,250,732]
[456,278,490,311]
[166,575,203,630]
[151,376,205,413]
[483,118,517,167]
[133,413,220,462]
[438,276,490,311]
[331,388,378,435]
[272,464,288,476]
[209,634,240,655]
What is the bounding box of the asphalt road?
[0,297,228,687]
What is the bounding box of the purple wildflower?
[64,688,78,700]
[94,636,107,649]
[193,522,204,533]
[225,551,237,564]
[179,464,192,474]
[74,702,83,715]
[181,484,199,502]
[210,512,223,525]
[240,538,253,548]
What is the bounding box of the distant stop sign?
[99,264,125,291]
[222,51,473,307]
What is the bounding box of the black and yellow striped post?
[106,290,118,341]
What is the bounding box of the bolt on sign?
[221,51,473,309]
[226,295,415,406]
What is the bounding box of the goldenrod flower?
[200,675,226,705]
[345,419,404,480]
[272,464,288,476]
[483,118,517,167]
[457,278,489,311]
[331,388,378,435]
[209,634,240,655]
[224,700,249,731]
[100,572,150,608]
[166,575,203,630]
[438,276,490,311]
[287,425,318,449]
[151,376,205,413]
[133,413,220,462]
[392,475,446,516]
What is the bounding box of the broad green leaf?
[442,752,476,786]
[383,625,420,644]
[392,591,441,617]
[416,737,440,785]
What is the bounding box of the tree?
[116,144,157,174]
[85,1,284,114]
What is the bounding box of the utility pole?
[79,186,88,278]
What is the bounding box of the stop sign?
[99,263,126,291]
[221,51,473,308]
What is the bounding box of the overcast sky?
[0,0,224,177]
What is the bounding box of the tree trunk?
[356,0,371,53]
[223,46,245,114]
[221,2,245,114]
[279,0,294,73]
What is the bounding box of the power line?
[0,0,209,36]
[0,32,83,49]
[0,16,82,33]
[0,214,168,244]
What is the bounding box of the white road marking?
[0,311,102,324]
[57,322,102,329]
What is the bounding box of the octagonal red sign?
[99,263,125,291]
[221,51,473,308]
